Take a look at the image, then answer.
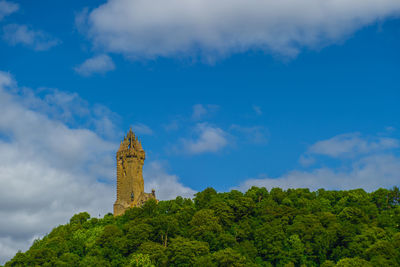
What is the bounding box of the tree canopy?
[4,186,400,266]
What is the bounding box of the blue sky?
[0,0,399,263]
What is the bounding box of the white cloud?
[0,71,193,264]
[192,104,207,120]
[308,132,399,158]
[74,7,90,35]
[0,0,18,21]
[192,104,219,120]
[144,161,196,200]
[252,105,262,116]
[237,133,400,192]
[386,126,396,132]
[132,123,153,135]
[2,24,60,51]
[237,154,400,192]
[74,54,115,76]
[11,87,120,139]
[180,123,229,154]
[230,124,269,145]
[0,71,115,264]
[82,0,400,60]
[298,154,316,167]
[163,120,180,132]
[0,70,13,86]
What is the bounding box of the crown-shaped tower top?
[117,128,145,158]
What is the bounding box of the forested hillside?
[5,187,400,267]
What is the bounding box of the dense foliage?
[5,187,400,267]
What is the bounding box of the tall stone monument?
[113,128,156,216]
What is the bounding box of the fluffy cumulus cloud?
[82,0,400,60]
[0,0,18,21]
[0,71,194,264]
[74,54,115,76]
[237,132,400,192]
[144,161,196,200]
[180,123,229,154]
[0,71,115,264]
[2,24,60,51]
[170,105,268,154]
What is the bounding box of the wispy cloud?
[14,87,120,139]
[307,132,399,159]
[192,104,219,120]
[74,54,115,76]
[132,123,153,135]
[163,120,180,132]
[0,1,18,21]
[230,124,269,145]
[252,105,262,116]
[2,24,60,51]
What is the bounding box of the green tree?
[56,253,80,267]
[4,187,400,267]
[365,240,398,266]
[320,260,335,267]
[212,248,248,267]
[127,253,155,267]
[138,241,168,267]
[285,234,305,265]
[151,214,179,247]
[70,212,90,226]
[254,220,286,264]
[335,257,372,267]
[124,222,153,252]
[194,187,217,209]
[189,209,222,250]
[79,255,111,267]
[167,236,209,266]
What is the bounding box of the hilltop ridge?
[4,187,400,267]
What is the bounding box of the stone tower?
[113,128,156,216]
